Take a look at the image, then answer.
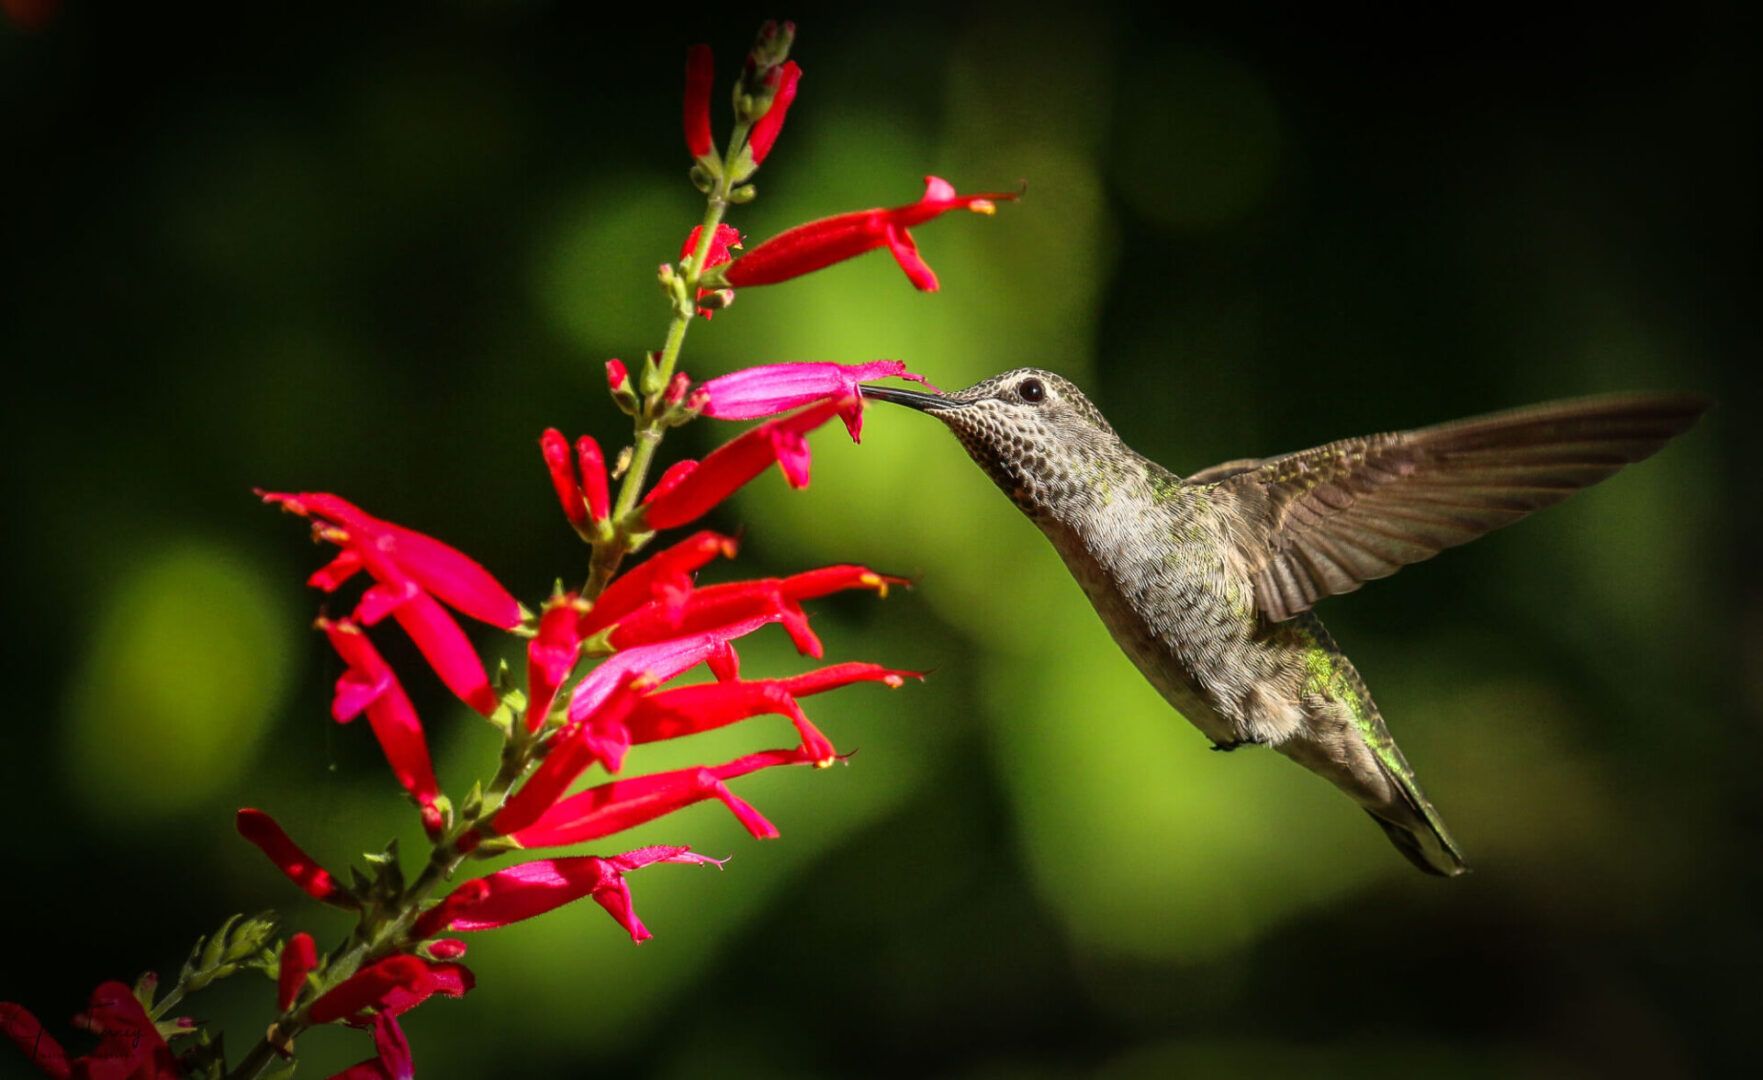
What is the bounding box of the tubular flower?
[495,621,779,835]
[639,398,850,529]
[682,44,715,159]
[576,436,610,523]
[2,981,179,1080]
[506,746,824,850]
[422,846,724,944]
[626,661,920,761]
[578,530,738,637]
[261,491,515,714]
[236,809,351,907]
[540,428,587,528]
[681,223,742,318]
[329,1012,413,1080]
[308,956,473,1026]
[318,618,444,833]
[279,933,319,1011]
[607,566,906,659]
[746,60,800,164]
[712,175,1017,292]
[526,593,587,732]
[699,360,937,440]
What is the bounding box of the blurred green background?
[2,3,1757,1076]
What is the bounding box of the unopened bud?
[664,371,692,405]
[729,184,757,204]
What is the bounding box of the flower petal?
[389,592,497,716]
[639,398,848,529]
[884,224,938,291]
[579,530,738,637]
[431,846,720,943]
[682,44,715,159]
[541,428,586,527]
[279,932,319,1011]
[576,435,609,523]
[507,746,820,849]
[236,809,348,906]
[746,60,801,164]
[1,1002,70,1080]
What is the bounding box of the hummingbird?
[861,372,1707,876]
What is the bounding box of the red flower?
[2,981,178,1080]
[506,745,823,850]
[625,661,919,762]
[578,530,738,637]
[640,398,850,529]
[237,809,352,907]
[328,1012,413,1080]
[308,956,472,1026]
[422,846,724,944]
[714,176,1017,292]
[606,565,905,659]
[262,491,516,715]
[495,621,777,834]
[606,358,632,396]
[681,224,742,318]
[699,360,937,440]
[682,44,715,160]
[279,932,319,1011]
[526,593,587,732]
[318,618,444,833]
[576,436,610,523]
[540,428,587,528]
[746,60,801,165]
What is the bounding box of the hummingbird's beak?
[859,384,959,411]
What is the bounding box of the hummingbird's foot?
[1209,738,1260,753]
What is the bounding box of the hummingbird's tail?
[1364,800,1468,878]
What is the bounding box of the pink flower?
[3,981,179,1080]
[714,176,1017,292]
[280,932,319,1011]
[747,60,800,164]
[236,808,352,907]
[699,361,938,440]
[682,44,715,159]
[421,846,724,944]
[681,224,742,318]
[639,398,849,529]
[318,618,444,832]
[308,956,473,1025]
[607,566,905,659]
[328,1012,413,1080]
[506,746,823,850]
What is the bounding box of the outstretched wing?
[1206,393,1709,623]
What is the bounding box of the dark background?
[3,3,1757,1076]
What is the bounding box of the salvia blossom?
[260,491,520,716]
[422,846,725,943]
[236,808,350,907]
[746,60,801,164]
[682,44,715,160]
[542,429,611,530]
[279,933,319,1011]
[318,617,444,834]
[640,397,851,529]
[309,956,473,1025]
[700,360,938,440]
[713,175,1017,292]
[681,223,742,318]
[328,1012,413,1080]
[2,981,179,1080]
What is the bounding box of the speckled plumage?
[864,369,1708,876]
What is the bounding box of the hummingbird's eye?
[1018,378,1046,404]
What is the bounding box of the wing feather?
[1210,393,1709,622]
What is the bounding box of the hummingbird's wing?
[1207,393,1709,622]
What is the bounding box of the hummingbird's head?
[860,367,1119,514]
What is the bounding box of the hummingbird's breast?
[1032,458,1271,747]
